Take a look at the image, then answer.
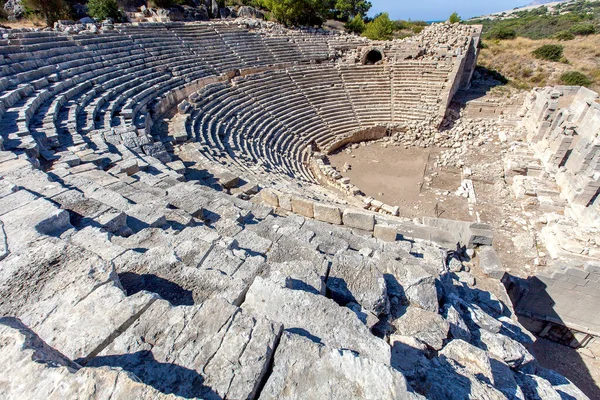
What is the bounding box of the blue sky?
[368,0,530,21]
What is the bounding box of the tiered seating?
[339,64,393,126]
[213,24,278,67]
[288,66,360,148]
[168,23,245,73]
[391,61,451,124]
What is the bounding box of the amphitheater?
[0,16,599,399]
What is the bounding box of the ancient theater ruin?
[0,16,596,399]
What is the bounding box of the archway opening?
[363,49,383,65]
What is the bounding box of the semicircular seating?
[185,60,456,184]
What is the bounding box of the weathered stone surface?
[374,223,398,241]
[266,260,327,295]
[291,196,314,218]
[242,276,391,365]
[392,306,449,350]
[313,202,342,225]
[260,332,422,400]
[380,256,439,312]
[328,252,389,316]
[0,317,182,399]
[443,304,472,341]
[343,208,375,231]
[88,298,281,399]
[440,339,524,399]
[478,329,536,371]
[260,188,279,207]
[478,245,505,279]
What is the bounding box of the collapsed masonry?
[0,18,591,399]
[504,86,600,350]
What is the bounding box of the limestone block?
[392,306,449,350]
[278,193,292,211]
[379,256,439,313]
[0,318,180,400]
[342,208,375,231]
[477,246,505,279]
[374,224,398,242]
[89,298,281,400]
[328,253,389,316]
[291,196,314,218]
[313,203,342,225]
[242,276,391,365]
[260,332,421,400]
[260,188,279,207]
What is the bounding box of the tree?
[334,0,371,21]
[345,13,365,34]
[362,12,394,40]
[448,12,460,24]
[261,0,327,26]
[88,0,121,21]
[21,0,71,26]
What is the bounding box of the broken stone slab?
[342,208,375,231]
[477,329,536,371]
[392,306,449,350]
[327,252,389,316]
[260,331,423,400]
[440,339,524,399]
[242,276,391,365]
[313,202,342,225]
[379,256,439,313]
[260,188,279,207]
[0,239,158,362]
[126,201,168,231]
[265,260,328,295]
[0,317,182,400]
[70,226,126,261]
[442,304,471,342]
[390,334,430,376]
[477,246,505,279]
[0,197,72,253]
[87,298,282,400]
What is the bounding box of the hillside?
[466,0,600,92]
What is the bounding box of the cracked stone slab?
[0,317,183,399]
[327,252,389,316]
[88,298,282,400]
[242,276,391,365]
[260,332,422,400]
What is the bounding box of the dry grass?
[1,17,47,29]
[479,35,600,92]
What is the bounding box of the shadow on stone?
[118,272,195,306]
[87,350,221,399]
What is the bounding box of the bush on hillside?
[560,71,592,86]
[334,0,371,22]
[0,0,6,20]
[22,0,71,26]
[487,27,516,40]
[554,30,575,41]
[569,23,596,35]
[345,13,365,34]
[532,44,564,61]
[449,12,460,24]
[88,0,121,21]
[362,12,394,40]
[260,0,327,26]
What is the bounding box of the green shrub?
[532,44,564,61]
[261,0,327,26]
[560,71,592,86]
[149,0,173,7]
[22,0,71,26]
[554,30,575,41]
[569,23,596,35]
[362,12,395,40]
[345,14,365,34]
[87,0,120,20]
[487,27,516,40]
[449,12,460,24]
